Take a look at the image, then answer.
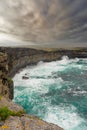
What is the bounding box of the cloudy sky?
[0,0,87,47]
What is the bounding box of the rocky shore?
[0,47,87,130]
[0,47,87,78]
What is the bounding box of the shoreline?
[0,47,87,130]
[0,47,87,78]
[7,47,87,77]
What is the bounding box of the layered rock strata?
[0,52,13,99]
[0,47,87,78]
[0,47,64,130]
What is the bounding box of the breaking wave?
[13,56,87,130]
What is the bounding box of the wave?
[13,56,87,130]
[44,105,84,130]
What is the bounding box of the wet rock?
[22,76,29,80]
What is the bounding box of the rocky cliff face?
[0,47,87,130]
[0,47,64,130]
[0,52,13,99]
[0,47,87,97]
[0,47,87,78]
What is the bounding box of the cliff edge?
[0,47,87,130]
[0,48,64,130]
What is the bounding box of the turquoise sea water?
[13,56,87,130]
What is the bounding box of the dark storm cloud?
[0,0,87,47]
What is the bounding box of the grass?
[0,95,2,100]
[0,106,25,121]
[7,78,13,84]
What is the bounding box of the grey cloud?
[0,0,87,47]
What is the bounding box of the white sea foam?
[44,105,84,130]
[73,90,87,96]
[13,57,87,130]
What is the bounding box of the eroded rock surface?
[0,48,64,130]
[0,97,23,112]
[0,52,13,99]
[0,116,63,130]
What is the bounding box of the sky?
[0,0,87,48]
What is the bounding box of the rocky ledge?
[0,115,63,130]
[0,97,63,130]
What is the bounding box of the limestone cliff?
[0,47,64,130]
[0,47,87,130]
[0,47,87,99]
[0,47,87,78]
[0,52,13,99]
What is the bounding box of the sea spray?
[13,56,87,130]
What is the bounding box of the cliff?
[0,47,87,99]
[0,48,64,130]
[0,52,13,99]
[0,47,87,78]
[0,47,87,130]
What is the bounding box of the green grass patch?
[0,95,2,100]
[0,106,25,121]
[7,78,13,84]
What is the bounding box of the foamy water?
[13,56,87,130]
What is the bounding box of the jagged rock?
[0,97,23,112]
[0,52,13,99]
[22,76,29,80]
[0,98,63,130]
[1,116,63,130]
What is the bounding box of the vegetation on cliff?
[0,106,26,121]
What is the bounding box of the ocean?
[13,56,87,130]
